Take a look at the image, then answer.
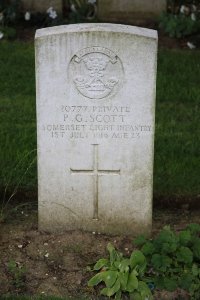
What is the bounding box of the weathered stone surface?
[98,0,166,22]
[35,23,158,235]
[21,0,62,14]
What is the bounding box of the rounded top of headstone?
[35,23,157,40]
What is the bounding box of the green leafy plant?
[8,260,26,290]
[159,12,200,38]
[0,0,21,25]
[68,0,97,23]
[159,1,200,38]
[0,0,20,40]
[88,243,152,300]
[167,0,200,14]
[134,224,200,298]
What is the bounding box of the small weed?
[88,243,152,300]
[63,243,84,254]
[68,243,83,254]
[68,0,97,23]
[7,260,26,291]
[134,223,200,299]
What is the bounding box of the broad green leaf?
[93,258,109,271]
[157,229,174,243]
[138,281,152,293]
[114,261,121,269]
[151,254,172,272]
[119,272,129,290]
[138,281,153,299]
[192,264,199,276]
[192,239,200,260]
[187,223,200,235]
[151,253,161,269]
[179,230,191,246]
[107,242,115,253]
[119,258,130,272]
[100,278,120,297]
[176,246,193,264]
[179,273,193,291]
[154,276,165,289]
[88,272,104,286]
[102,270,118,288]
[100,287,111,297]
[137,263,147,276]
[131,269,138,276]
[164,277,178,292]
[111,278,121,295]
[130,291,142,300]
[130,250,146,269]
[154,229,177,251]
[161,241,177,254]
[115,289,121,300]
[190,282,200,294]
[107,243,118,265]
[126,270,138,292]
[141,242,155,256]
[107,243,122,266]
[133,235,147,247]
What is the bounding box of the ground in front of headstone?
[0,204,198,299]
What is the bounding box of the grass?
[0,41,199,197]
[155,50,200,196]
[0,41,36,190]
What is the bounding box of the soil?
[0,198,199,299]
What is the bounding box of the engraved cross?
[70,144,120,220]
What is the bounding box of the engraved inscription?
[70,144,120,220]
[42,105,153,140]
[69,47,123,99]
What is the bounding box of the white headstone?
[35,24,157,235]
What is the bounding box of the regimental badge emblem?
[69,47,124,99]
